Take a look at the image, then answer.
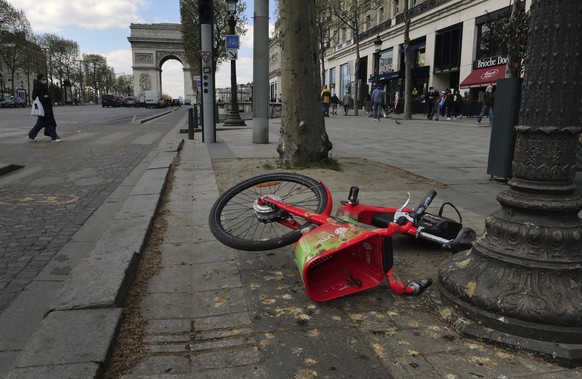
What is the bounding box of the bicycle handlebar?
[395,189,437,226]
[410,189,437,222]
[417,227,477,253]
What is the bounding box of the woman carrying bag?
[27,73,62,142]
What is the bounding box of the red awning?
[460,66,505,88]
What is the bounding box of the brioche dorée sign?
[474,55,507,69]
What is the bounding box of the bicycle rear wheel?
[209,173,329,251]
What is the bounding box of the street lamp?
[373,34,383,89]
[223,0,246,126]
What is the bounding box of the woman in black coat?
[27,73,61,142]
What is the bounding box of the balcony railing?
[359,0,453,41]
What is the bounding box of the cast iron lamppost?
[223,0,246,126]
[373,34,382,88]
[370,34,382,118]
[437,0,582,365]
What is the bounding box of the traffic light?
[199,0,213,24]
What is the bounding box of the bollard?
[193,104,199,131]
[188,108,194,140]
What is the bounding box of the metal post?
[188,107,194,140]
[437,0,582,365]
[199,0,216,142]
[223,13,246,126]
[252,0,269,143]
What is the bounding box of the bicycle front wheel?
[209,173,330,251]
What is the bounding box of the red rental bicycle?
[209,173,476,302]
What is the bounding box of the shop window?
[476,22,503,59]
[434,24,462,71]
[379,49,394,74]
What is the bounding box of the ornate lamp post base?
[223,110,246,126]
[436,0,582,366]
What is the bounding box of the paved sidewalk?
[5,113,582,378]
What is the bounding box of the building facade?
[270,0,531,111]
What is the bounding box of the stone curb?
[4,129,183,378]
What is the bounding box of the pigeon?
[394,120,401,125]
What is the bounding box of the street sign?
[200,50,212,63]
[227,49,238,60]
[225,35,240,49]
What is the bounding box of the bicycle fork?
[382,236,433,295]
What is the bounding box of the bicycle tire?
[209,172,329,251]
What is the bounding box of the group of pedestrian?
[321,85,352,116]
[27,73,61,142]
[426,87,463,121]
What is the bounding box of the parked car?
[184,99,192,105]
[101,94,119,107]
[125,96,137,107]
[1,96,26,108]
[171,98,181,107]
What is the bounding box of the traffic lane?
[0,105,178,130]
[0,109,186,314]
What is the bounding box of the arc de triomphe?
[127,23,197,102]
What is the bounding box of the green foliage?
[179,0,248,76]
[489,6,530,77]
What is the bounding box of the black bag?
[417,202,463,240]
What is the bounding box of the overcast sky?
[6,0,276,99]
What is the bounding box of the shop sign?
[474,55,507,69]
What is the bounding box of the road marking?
[0,193,79,205]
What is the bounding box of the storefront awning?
[369,71,400,83]
[460,66,505,88]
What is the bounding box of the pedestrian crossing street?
[0,128,163,145]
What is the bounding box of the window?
[434,25,462,71]
[394,0,400,15]
[366,15,371,30]
[379,7,385,22]
[329,67,337,91]
[379,49,394,74]
[340,63,351,96]
[476,22,503,59]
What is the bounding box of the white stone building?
[270,0,531,112]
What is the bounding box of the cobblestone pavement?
[0,106,186,313]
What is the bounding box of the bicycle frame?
[211,172,476,302]
[257,195,429,302]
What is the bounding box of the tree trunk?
[277,0,333,167]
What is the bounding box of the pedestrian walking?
[433,89,441,121]
[27,73,61,142]
[445,89,455,120]
[363,94,371,115]
[342,93,351,115]
[476,85,495,126]
[453,89,463,119]
[330,94,340,115]
[371,85,385,121]
[321,85,331,117]
[426,86,435,120]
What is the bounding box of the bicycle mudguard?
[294,223,389,302]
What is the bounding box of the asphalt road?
[0,104,186,314]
